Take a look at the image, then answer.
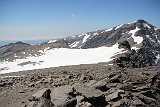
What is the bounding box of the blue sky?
[0,0,160,40]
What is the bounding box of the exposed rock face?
[0,41,31,60]
[118,40,131,50]
[60,19,160,49]
[114,48,157,68]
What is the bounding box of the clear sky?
[0,0,160,40]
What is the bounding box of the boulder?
[91,81,109,92]
[117,83,133,91]
[134,93,156,104]
[56,98,77,107]
[132,97,145,106]
[105,89,124,102]
[51,85,77,106]
[28,88,54,107]
[109,74,121,83]
[32,88,51,100]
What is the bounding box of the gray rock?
[32,88,51,100]
[91,81,109,92]
[105,89,124,102]
[27,101,36,107]
[134,93,156,104]
[51,85,76,106]
[117,83,133,91]
[86,80,97,87]
[73,83,102,98]
[109,74,121,83]
[132,97,145,106]
[79,73,86,81]
[76,96,84,103]
[110,100,121,107]
[27,98,54,107]
[135,85,150,91]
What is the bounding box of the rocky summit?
[0,19,160,107]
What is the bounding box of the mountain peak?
[136,19,147,23]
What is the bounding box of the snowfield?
[0,44,125,74]
[128,27,143,44]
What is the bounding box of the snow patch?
[93,32,98,36]
[115,25,123,30]
[82,34,90,43]
[48,40,57,44]
[131,47,139,50]
[146,35,155,42]
[69,41,80,48]
[78,34,84,37]
[155,35,160,43]
[156,54,160,64]
[0,44,125,74]
[105,27,113,32]
[143,23,151,29]
[128,27,143,44]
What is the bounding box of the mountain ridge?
[0,19,160,74]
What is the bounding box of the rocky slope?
[0,63,160,107]
[0,41,31,61]
[47,19,160,49]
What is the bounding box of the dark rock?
[0,82,5,87]
[28,83,35,87]
[151,73,160,92]
[109,74,121,83]
[118,40,131,50]
[57,98,77,107]
[82,95,108,107]
[114,48,157,68]
[91,81,109,92]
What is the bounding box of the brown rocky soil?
[0,63,160,107]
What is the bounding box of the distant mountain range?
[0,39,49,46]
[0,19,160,74]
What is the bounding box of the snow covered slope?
[0,19,160,74]
[0,44,125,74]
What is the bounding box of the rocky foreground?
[0,63,160,107]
